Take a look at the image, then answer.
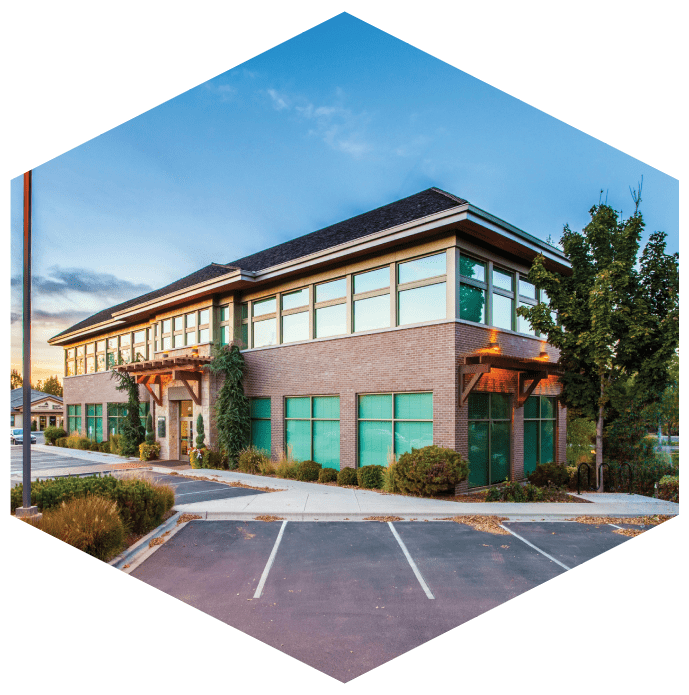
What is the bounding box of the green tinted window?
[251,419,271,453]
[541,397,555,419]
[524,396,539,419]
[358,421,393,467]
[313,420,340,468]
[460,256,485,281]
[491,421,511,484]
[394,392,433,420]
[313,396,340,419]
[468,421,489,488]
[490,394,510,420]
[524,421,539,476]
[285,419,311,461]
[468,393,512,488]
[460,284,485,323]
[285,397,311,419]
[468,393,489,420]
[394,421,433,457]
[251,398,271,419]
[523,396,557,472]
[359,394,392,419]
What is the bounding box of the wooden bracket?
[137,374,162,407]
[516,371,545,408]
[174,370,202,405]
[458,363,491,406]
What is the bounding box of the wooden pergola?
[458,352,564,408]
[114,355,211,406]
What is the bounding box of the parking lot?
[131,519,637,681]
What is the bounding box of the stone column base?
[15,506,42,521]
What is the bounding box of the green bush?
[203,449,225,470]
[31,420,37,431]
[24,495,126,561]
[99,441,111,454]
[238,446,271,474]
[394,445,469,496]
[382,463,400,493]
[44,426,68,445]
[528,462,570,488]
[145,413,155,445]
[189,448,207,469]
[275,460,299,479]
[12,474,175,536]
[486,481,545,502]
[89,440,100,451]
[337,467,358,486]
[297,460,322,482]
[77,437,92,450]
[55,437,68,448]
[671,451,679,467]
[357,464,385,489]
[109,434,122,456]
[139,441,161,461]
[658,475,679,503]
[318,467,338,483]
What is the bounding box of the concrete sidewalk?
[150,466,680,521]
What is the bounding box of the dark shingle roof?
[51,188,466,341]
[226,187,466,271]
[11,388,63,410]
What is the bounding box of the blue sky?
[10,13,679,380]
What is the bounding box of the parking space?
[10,447,100,478]
[131,519,628,681]
[502,521,629,569]
[137,472,270,505]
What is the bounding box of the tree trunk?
[596,376,605,492]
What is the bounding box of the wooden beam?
[137,373,162,406]
[458,363,491,406]
[174,370,202,405]
[516,371,545,408]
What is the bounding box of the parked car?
[10,428,36,445]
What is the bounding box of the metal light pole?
[16,170,41,519]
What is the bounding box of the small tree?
[145,412,155,444]
[195,413,206,449]
[518,186,679,490]
[208,343,250,467]
[39,375,63,397]
[110,370,144,457]
[10,369,22,389]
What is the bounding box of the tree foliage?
[642,350,679,443]
[110,370,144,457]
[208,343,250,467]
[195,413,206,449]
[518,190,679,486]
[11,369,23,389]
[35,375,64,397]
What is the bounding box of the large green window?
[86,404,103,442]
[523,396,557,476]
[460,255,487,324]
[285,396,340,469]
[67,405,81,435]
[251,398,271,453]
[358,392,433,467]
[467,393,511,488]
[107,403,127,437]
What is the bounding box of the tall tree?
[110,370,144,456]
[10,369,23,389]
[38,375,63,397]
[518,189,679,490]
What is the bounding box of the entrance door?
[179,400,194,458]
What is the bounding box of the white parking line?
[253,520,288,598]
[388,522,435,599]
[608,523,623,530]
[500,524,571,571]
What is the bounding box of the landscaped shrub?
[99,441,111,454]
[605,456,677,496]
[337,467,358,486]
[671,452,679,467]
[23,495,126,561]
[139,441,161,461]
[382,462,400,493]
[238,446,271,474]
[318,467,338,483]
[276,460,299,479]
[189,447,207,469]
[44,426,68,445]
[203,449,225,470]
[110,434,122,456]
[528,462,570,489]
[12,474,175,536]
[77,437,92,451]
[658,475,679,503]
[257,457,276,476]
[297,460,322,482]
[357,464,385,489]
[145,413,155,445]
[394,445,469,496]
[89,440,100,451]
[486,481,545,502]
[31,420,37,431]
[55,437,68,448]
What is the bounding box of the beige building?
[10,388,64,430]
[49,188,570,489]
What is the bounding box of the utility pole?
[15,170,41,520]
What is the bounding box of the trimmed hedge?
[318,467,338,483]
[11,475,174,535]
[528,462,570,488]
[297,460,322,482]
[139,442,161,461]
[357,465,385,489]
[394,445,469,496]
[337,467,358,486]
[44,426,68,445]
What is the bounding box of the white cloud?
[267,88,289,110]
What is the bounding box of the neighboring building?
[10,388,64,431]
[49,188,570,489]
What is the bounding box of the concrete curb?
[178,510,678,522]
[109,511,182,570]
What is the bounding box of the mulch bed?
[254,515,285,522]
[434,490,592,504]
[363,516,403,522]
[177,513,203,524]
[108,461,150,469]
[571,514,674,527]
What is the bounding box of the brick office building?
[49,188,570,489]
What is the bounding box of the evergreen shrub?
[44,426,67,445]
[337,467,358,486]
[658,475,679,503]
[527,462,570,488]
[297,460,322,482]
[486,481,545,502]
[318,468,338,483]
[356,464,385,489]
[394,445,468,496]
